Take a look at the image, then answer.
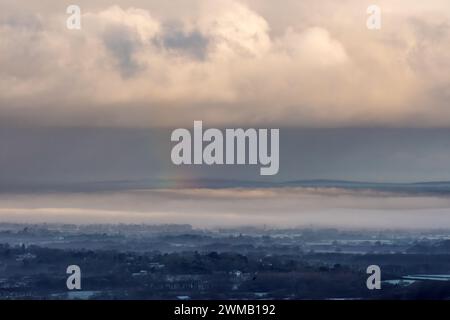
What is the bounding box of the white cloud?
[89,6,160,42]
[0,1,449,127]
[198,1,271,59]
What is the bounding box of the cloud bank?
[1,0,450,127]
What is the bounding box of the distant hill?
[4,178,450,195]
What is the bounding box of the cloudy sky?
[1,0,450,127]
[2,1,450,227]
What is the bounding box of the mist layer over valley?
[1,187,449,229]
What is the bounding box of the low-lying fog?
[0,188,450,229]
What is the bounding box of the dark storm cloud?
[158,29,209,60]
[102,26,142,77]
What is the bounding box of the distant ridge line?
[3,178,450,194]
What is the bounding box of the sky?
[1,1,450,227]
[0,0,450,128]
[1,1,450,185]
